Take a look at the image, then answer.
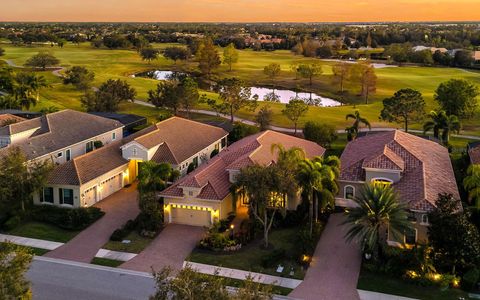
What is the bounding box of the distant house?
[0,114,26,127]
[473,51,480,62]
[0,109,42,119]
[336,130,460,246]
[159,130,325,227]
[412,46,448,53]
[37,116,228,208]
[468,142,480,165]
[88,112,147,137]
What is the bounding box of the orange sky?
[1,0,479,22]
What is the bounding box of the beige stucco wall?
[122,142,149,162]
[365,169,401,183]
[33,185,81,208]
[177,136,227,175]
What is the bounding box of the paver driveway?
[45,184,140,263]
[120,224,204,273]
[289,213,362,300]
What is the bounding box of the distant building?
[412,46,448,53]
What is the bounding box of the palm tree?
[137,161,180,194]
[342,183,411,261]
[464,164,480,208]
[315,156,340,219]
[26,73,49,102]
[423,110,461,145]
[0,95,21,110]
[345,110,371,140]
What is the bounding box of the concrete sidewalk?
[185,261,302,289]
[0,233,136,262]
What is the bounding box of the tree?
[343,184,411,261]
[24,52,60,70]
[81,79,136,112]
[140,47,159,63]
[0,147,52,214]
[316,45,333,58]
[297,63,323,86]
[138,161,179,194]
[263,63,281,93]
[63,66,95,91]
[0,47,4,56]
[464,165,480,208]
[163,46,189,64]
[179,77,200,119]
[0,242,33,300]
[282,98,308,135]
[303,121,337,148]
[255,105,273,131]
[148,80,181,115]
[0,95,21,110]
[345,110,371,141]
[454,50,475,68]
[12,72,49,110]
[434,79,478,118]
[223,43,239,71]
[380,88,425,132]
[209,78,257,123]
[423,110,461,145]
[197,38,221,78]
[428,193,480,274]
[355,63,377,104]
[331,62,350,93]
[228,122,259,144]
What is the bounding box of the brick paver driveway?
[289,213,362,300]
[45,184,139,263]
[120,224,204,273]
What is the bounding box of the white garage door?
[171,207,211,227]
[99,174,123,201]
[83,186,97,207]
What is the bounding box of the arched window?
[345,185,355,199]
[421,214,429,224]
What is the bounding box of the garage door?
[99,174,123,201]
[83,186,97,207]
[171,207,211,227]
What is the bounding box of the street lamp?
[230,224,235,239]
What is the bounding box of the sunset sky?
[1,0,479,22]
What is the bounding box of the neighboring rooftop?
[340,130,460,211]
[88,112,147,132]
[0,109,123,160]
[0,114,26,127]
[160,130,326,201]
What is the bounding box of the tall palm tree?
[345,110,371,140]
[342,183,411,261]
[297,159,322,235]
[464,164,480,208]
[315,156,340,219]
[26,73,49,101]
[0,95,21,110]
[423,110,461,145]
[137,161,180,194]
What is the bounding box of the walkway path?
[3,59,65,77]
[132,100,480,140]
[120,224,204,273]
[45,185,140,263]
[186,261,302,289]
[0,233,136,261]
[289,213,362,300]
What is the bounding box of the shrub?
[261,249,286,268]
[462,268,480,291]
[124,219,138,231]
[31,206,104,230]
[3,216,21,230]
[110,228,128,241]
[210,149,219,158]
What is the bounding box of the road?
[28,256,156,300]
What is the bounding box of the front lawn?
[357,269,471,300]
[4,221,79,243]
[0,242,49,256]
[188,226,310,280]
[201,274,293,296]
[102,231,153,254]
[91,257,124,268]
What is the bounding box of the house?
[37,116,228,208]
[468,142,480,165]
[336,130,460,246]
[0,114,26,127]
[88,112,147,137]
[0,109,42,119]
[159,130,325,227]
[412,46,448,53]
[0,109,123,162]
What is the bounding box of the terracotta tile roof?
[0,110,123,161]
[151,143,177,165]
[127,117,228,164]
[160,130,326,201]
[340,130,460,211]
[0,114,26,127]
[469,144,480,165]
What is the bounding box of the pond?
[134,70,342,107]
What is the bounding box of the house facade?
[159,130,326,227]
[336,130,461,246]
[468,142,480,165]
[34,116,228,208]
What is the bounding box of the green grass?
[102,231,153,254]
[1,42,480,135]
[0,242,49,256]
[357,270,471,300]
[4,221,79,243]
[90,257,124,268]
[187,227,306,280]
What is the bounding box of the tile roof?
[126,117,228,164]
[160,130,326,201]
[469,144,480,165]
[339,130,460,211]
[0,110,123,161]
[0,114,26,127]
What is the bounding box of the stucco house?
[336,130,460,246]
[468,142,480,165]
[159,130,325,227]
[34,115,228,208]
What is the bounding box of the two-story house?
[336,130,461,246]
[36,116,228,208]
[159,130,326,227]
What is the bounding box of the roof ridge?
[160,142,179,164]
[72,159,82,185]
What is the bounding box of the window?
[221,137,227,148]
[188,191,194,196]
[421,214,429,225]
[59,188,74,206]
[405,228,417,245]
[41,187,54,203]
[371,178,393,187]
[112,132,116,141]
[345,186,355,199]
[57,152,63,158]
[86,141,94,153]
[132,147,137,156]
[66,149,71,161]
[407,211,417,222]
